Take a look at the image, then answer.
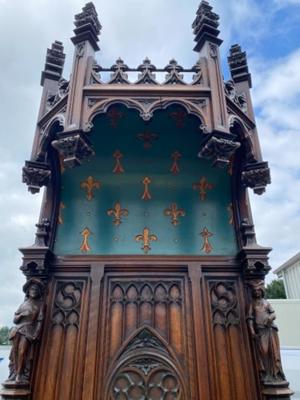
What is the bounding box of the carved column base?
[1,382,30,399]
[262,381,294,399]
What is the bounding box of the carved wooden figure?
[5,279,45,388]
[1,1,293,399]
[247,280,286,384]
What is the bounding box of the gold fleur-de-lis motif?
[200,227,213,254]
[170,110,187,128]
[164,203,185,226]
[228,203,234,225]
[135,227,158,254]
[193,177,214,201]
[141,177,152,200]
[107,202,129,226]
[137,130,159,148]
[58,202,65,224]
[113,150,125,174]
[80,176,101,201]
[80,227,92,252]
[170,151,182,175]
[107,107,124,128]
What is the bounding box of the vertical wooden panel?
[169,302,182,355]
[214,326,232,400]
[56,325,78,399]
[110,302,123,356]
[125,303,138,338]
[41,325,63,400]
[154,303,167,337]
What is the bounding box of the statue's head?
[249,280,265,299]
[23,278,45,299]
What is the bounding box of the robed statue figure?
[6,278,45,384]
[247,280,286,384]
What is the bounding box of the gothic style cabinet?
[1,2,293,400]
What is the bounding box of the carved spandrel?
[210,281,239,328]
[4,278,45,386]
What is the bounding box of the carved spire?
[41,41,65,86]
[72,2,102,51]
[228,44,252,87]
[192,1,222,52]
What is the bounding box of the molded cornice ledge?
[52,129,95,169]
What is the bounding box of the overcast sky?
[0,0,300,326]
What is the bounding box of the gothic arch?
[37,115,65,161]
[87,97,206,129]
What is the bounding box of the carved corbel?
[198,131,241,168]
[241,161,271,195]
[52,130,95,168]
[22,160,51,194]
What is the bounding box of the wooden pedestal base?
[262,381,294,399]
[0,381,30,400]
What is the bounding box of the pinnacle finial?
[41,41,66,86]
[192,1,222,52]
[228,44,252,88]
[72,2,102,51]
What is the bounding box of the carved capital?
[22,161,51,194]
[198,131,241,168]
[52,130,95,169]
[241,161,271,195]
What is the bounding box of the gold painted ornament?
[164,203,185,226]
[80,176,101,201]
[135,227,158,254]
[80,227,92,252]
[107,202,129,226]
[193,177,214,201]
[113,150,125,174]
[200,227,213,254]
[141,177,152,200]
[170,151,182,175]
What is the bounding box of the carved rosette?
[52,131,95,168]
[241,161,271,195]
[198,132,241,168]
[22,160,51,194]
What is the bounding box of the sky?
[0,0,300,326]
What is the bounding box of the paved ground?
[0,346,299,398]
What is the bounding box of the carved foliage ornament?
[198,134,241,169]
[241,162,271,195]
[22,161,51,194]
[136,57,158,85]
[164,59,186,85]
[52,132,95,169]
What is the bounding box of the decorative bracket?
[198,131,241,168]
[241,161,271,195]
[52,130,95,169]
[22,161,51,194]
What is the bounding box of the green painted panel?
[54,105,237,256]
